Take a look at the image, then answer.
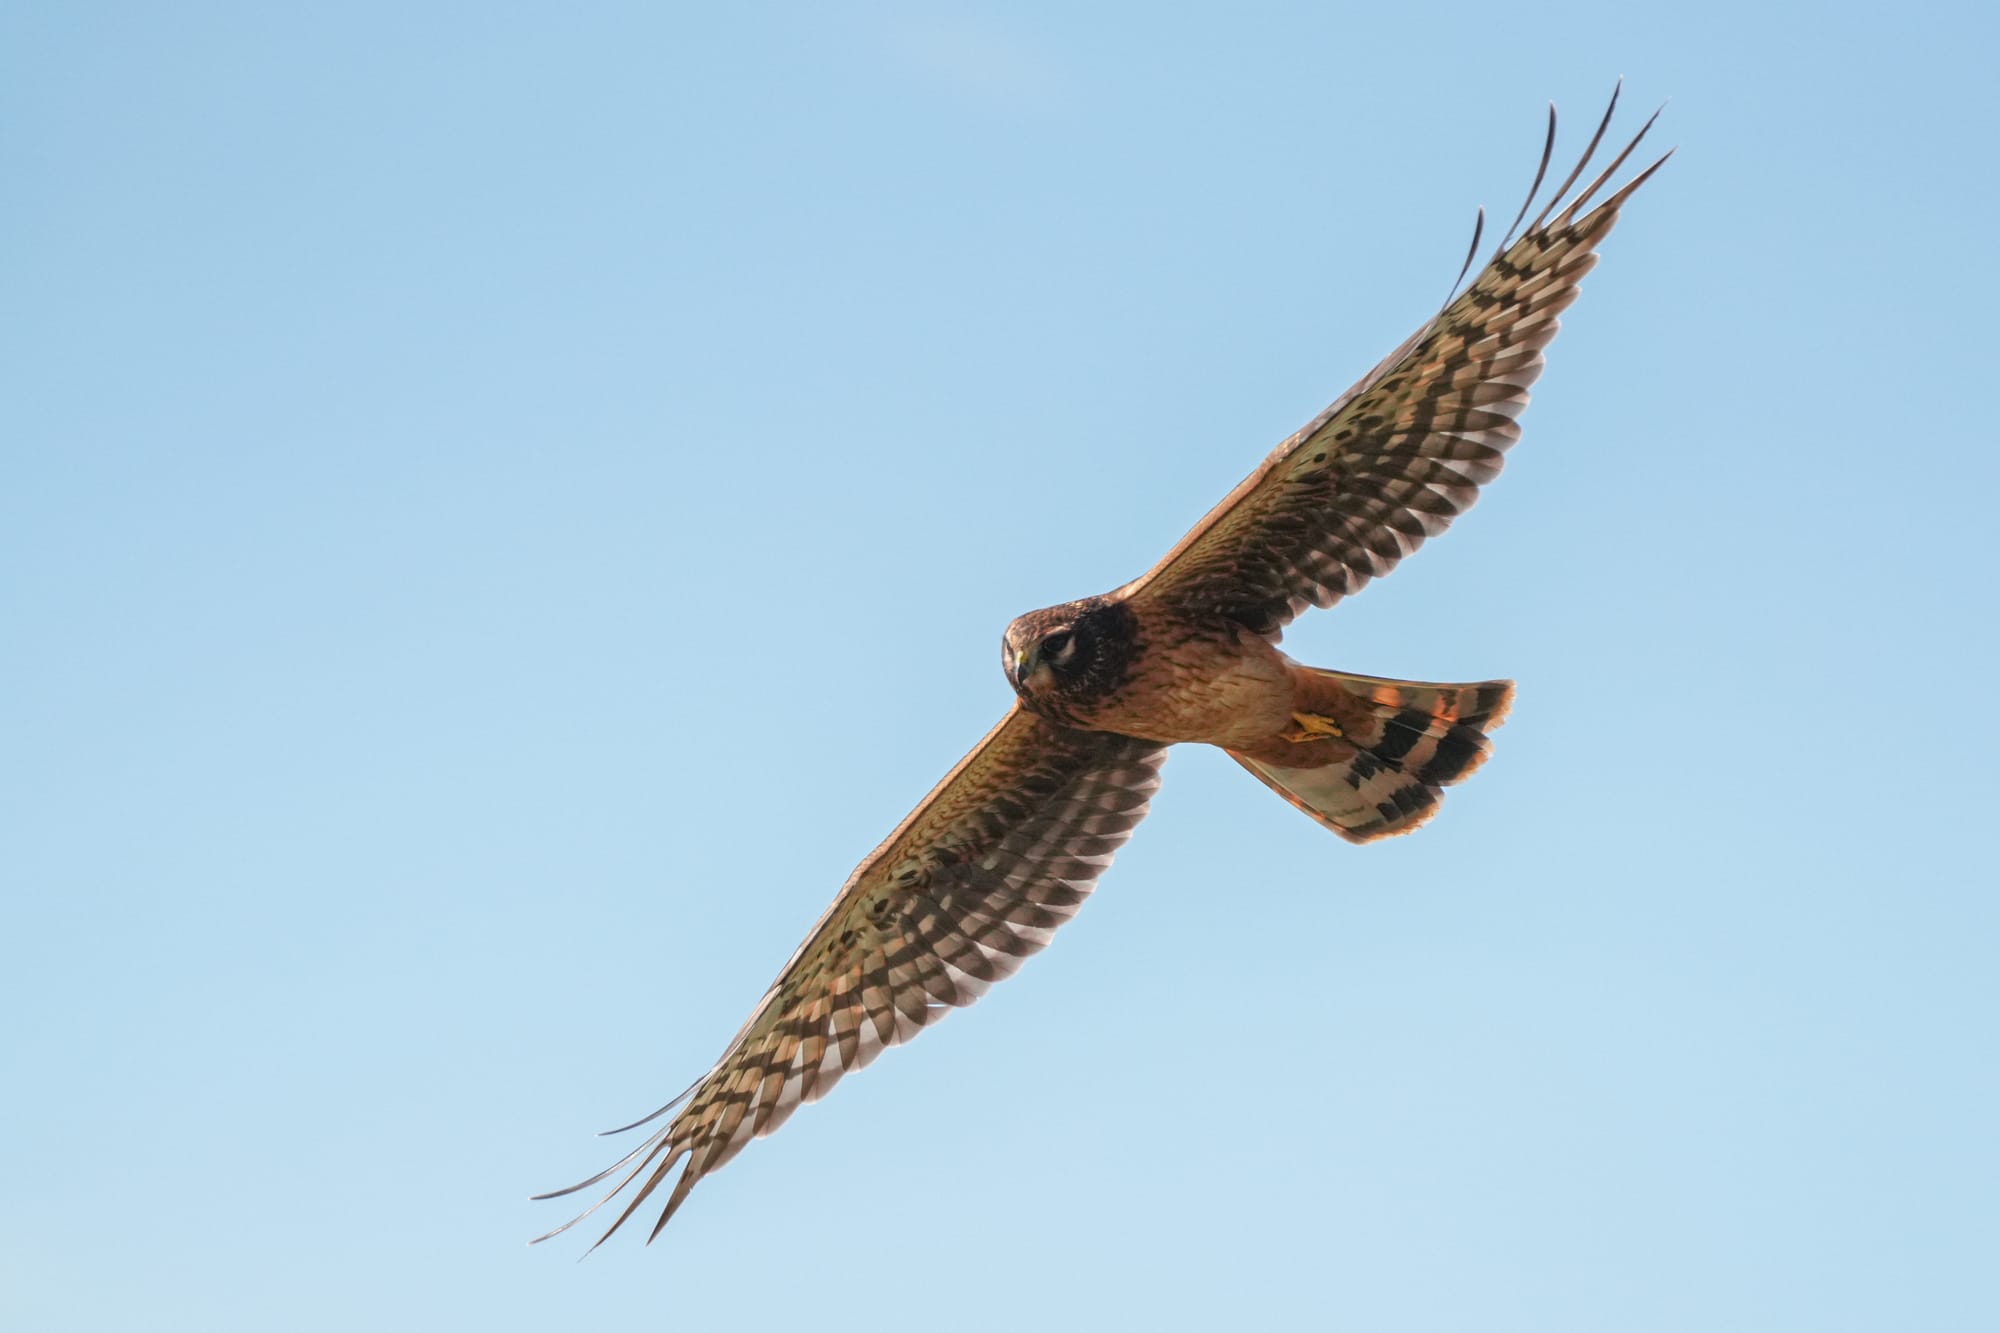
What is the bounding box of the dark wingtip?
[1554,101,1671,226]
[644,1173,700,1245]
[1442,206,1486,310]
[1526,81,1624,235]
[595,1071,706,1137]
[529,1133,655,1201]
[1499,102,1560,251]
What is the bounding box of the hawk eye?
[1041,630,1074,663]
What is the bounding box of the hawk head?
[1001,596,1139,726]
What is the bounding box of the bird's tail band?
[1228,667,1514,843]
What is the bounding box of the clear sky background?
[6,4,1996,1330]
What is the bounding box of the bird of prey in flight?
[536,89,1668,1250]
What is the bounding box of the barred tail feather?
[1229,667,1514,843]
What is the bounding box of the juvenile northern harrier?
[537,90,1668,1248]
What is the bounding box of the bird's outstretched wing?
[1122,89,1671,638]
[534,706,1165,1248]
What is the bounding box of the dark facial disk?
[1001,597,1140,724]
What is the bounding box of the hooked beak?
[1009,644,1036,690]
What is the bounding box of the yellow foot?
[1280,712,1345,743]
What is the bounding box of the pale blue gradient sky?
[6,4,1997,1331]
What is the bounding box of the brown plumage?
[536,89,1668,1249]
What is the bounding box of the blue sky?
[5,3,1996,1330]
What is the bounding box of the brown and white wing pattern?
[1123,93,1670,638]
[534,705,1165,1248]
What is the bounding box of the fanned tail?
[1229,667,1514,843]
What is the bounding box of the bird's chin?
[1009,668,1059,713]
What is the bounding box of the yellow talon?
[1282,713,1345,742]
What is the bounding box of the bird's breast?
[1076,614,1293,747]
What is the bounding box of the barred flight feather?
[1124,84,1670,639]
[532,707,1165,1249]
